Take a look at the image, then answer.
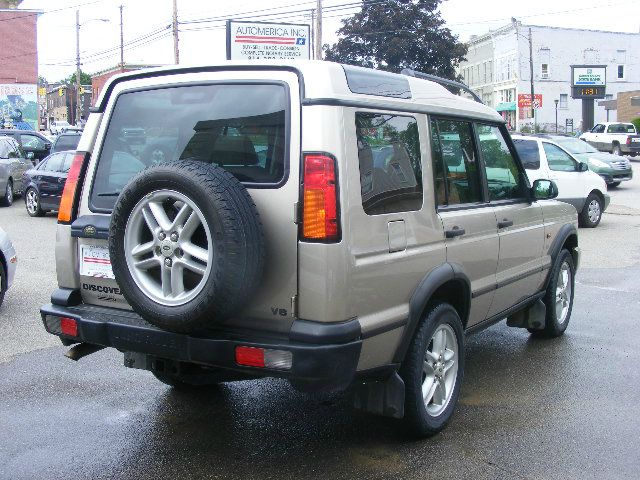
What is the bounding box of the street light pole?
[554,99,559,133]
[75,10,81,126]
[119,5,124,70]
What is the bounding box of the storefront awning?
[495,102,516,112]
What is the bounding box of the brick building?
[91,64,163,106]
[615,90,640,123]
[0,0,42,129]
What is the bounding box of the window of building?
[429,118,483,206]
[356,112,423,215]
[559,94,568,109]
[541,64,549,79]
[617,65,625,80]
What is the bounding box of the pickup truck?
[580,122,640,157]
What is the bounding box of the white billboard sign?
[226,21,310,61]
[572,66,606,87]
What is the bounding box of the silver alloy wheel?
[587,199,601,224]
[124,189,213,306]
[422,323,458,416]
[26,189,38,214]
[5,182,12,204]
[555,261,572,324]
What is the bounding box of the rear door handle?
[498,219,513,229]
[445,226,466,238]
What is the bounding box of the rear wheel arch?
[393,264,471,363]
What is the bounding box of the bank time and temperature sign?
[227,21,311,60]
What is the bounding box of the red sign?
[518,94,543,109]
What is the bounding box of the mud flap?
[506,299,546,330]
[352,372,405,419]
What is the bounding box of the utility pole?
[172,0,179,64]
[75,9,81,126]
[310,8,315,59]
[528,27,536,132]
[119,5,124,71]
[315,0,322,60]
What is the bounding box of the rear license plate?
[632,138,640,143]
[80,244,115,279]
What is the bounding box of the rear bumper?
[621,144,640,154]
[41,301,362,392]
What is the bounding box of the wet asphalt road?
[1,163,640,479]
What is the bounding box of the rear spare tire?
[109,160,265,333]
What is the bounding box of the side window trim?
[475,122,530,203]
[429,114,487,210]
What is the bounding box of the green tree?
[63,70,92,86]
[324,0,467,81]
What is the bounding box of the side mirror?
[531,179,558,201]
[577,162,589,172]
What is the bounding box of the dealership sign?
[517,93,543,109]
[226,21,310,61]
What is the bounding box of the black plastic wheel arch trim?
[392,263,470,364]
[289,317,361,344]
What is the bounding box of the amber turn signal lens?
[58,152,87,223]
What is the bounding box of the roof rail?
[400,68,484,104]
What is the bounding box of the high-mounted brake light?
[58,152,88,224]
[301,153,339,241]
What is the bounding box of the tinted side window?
[429,118,482,206]
[512,139,540,169]
[356,112,422,215]
[592,124,605,133]
[477,125,527,201]
[543,143,577,172]
[21,134,46,150]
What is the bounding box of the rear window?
[90,83,288,211]
[54,134,81,152]
[606,123,636,134]
[512,139,540,170]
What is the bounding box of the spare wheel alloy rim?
[124,189,214,306]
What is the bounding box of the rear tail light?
[301,153,339,242]
[235,346,292,370]
[45,315,79,337]
[58,152,89,224]
[627,137,632,145]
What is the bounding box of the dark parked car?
[51,131,81,154]
[0,129,52,164]
[22,150,74,216]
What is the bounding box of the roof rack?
[401,68,484,104]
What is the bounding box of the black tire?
[24,188,44,217]
[400,303,465,437]
[608,181,621,188]
[0,258,6,308]
[578,192,602,228]
[1,180,13,207]
[530,249,575,338]
[612,144,622,156]
[109,160,265,333]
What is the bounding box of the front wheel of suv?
[530,249,575,338]
[400,302,465,437]
[579,193,602,228]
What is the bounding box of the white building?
[458,22,640,133]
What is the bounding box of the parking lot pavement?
[1,173,639,479]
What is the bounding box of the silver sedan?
[0,227,17,307]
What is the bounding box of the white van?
[512,134,609,227]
